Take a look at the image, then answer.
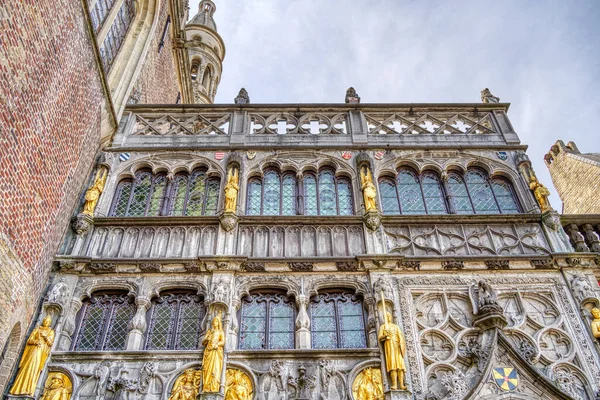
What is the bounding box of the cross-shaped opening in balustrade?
[302,119,328,134]
[453,120,471,133]
[420,120,439,133]
[388,120,407,133]
[269,119,296,134]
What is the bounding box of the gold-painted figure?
[352,367,384,400]
[202,315,225,393]
[82,167,108,216]
[225,369,252,400]
[9,316,55,396]
[40,372,72,400]
[591,308,600,339]
[224,166,239,213]
[168,369,202,400]
[360,166,378,212]
[528,175,552,212]
[378,292,407,391]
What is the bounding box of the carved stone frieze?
[484,260,509,270]
[289,262,314,272]
[184,261,205,272]
[335,261,360,271]
[565,257,582,267]
[530,259,555,269]
[55,260,76,271]
[441,260,464,270]
[241,261,265,272]
[87,262,116,273]
[397,260,421,271]
[138,262,161,272]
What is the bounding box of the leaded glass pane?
[75,303,106,351]
[466,170,499,214]
[104,301,135,350]
[304,175,318,216]
[263,171,281,215]
[186,171,207,216]
[282,174,297,215]
[447,173,474,214]
[112,181,132,217]
[421,173,447,214]
[239,300,267,350]
[379,179,400,215]
[204,179,220,215]
[319,170,337,215]
[310,301,337,349]
[397,170,426,214]
[170,175,189,216]
[128,172,152,216]
[338,298,366,349]
[337,179,353,216]
[177,300,204,350]
[491,179,520,214]
[269,301,294,349]
[147,175,167,216]
[146,301,175,350]
[246,181,262,216]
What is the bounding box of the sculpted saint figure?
[360,166,378,212]
[225,369,252,400]
[224,166,239,213]
[168,369,201,400]
[591,308,600,339]
[40,373,71,400]
[83,167,108,216]
[378,312,407,390]
[528,175,551,212]
[353,368,383,400]
[10,316,55,396]
[202,316,225,392]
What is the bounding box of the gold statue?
[168,369,202,400]
[352,367,384,400]
[591,308,600,339]
[9,316,55,396]
[202,315,225,392]
[225,369,253,400]
[40,372,72,400]
[360,166,378,212]
[528,175,552,212]
[82,167,108,216]
[378,292,407,390]
[224,166,239,213]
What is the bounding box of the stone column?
[364,296,378,348]
[565,224,590,252]
[58,298,82,351]
[295,294,311,349]
[582,224,600,252]
[440,172,456,214]
[125,296,150,350]
[227,298,240,351]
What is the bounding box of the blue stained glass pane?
[491,179,520,214]
[170,176,188,216]
[340,329,366,349]
[263,171,281,215]
[282,174,297,215]
[337,179,353,215]
[397,170,426,214]
[204,179,220,215]
[421,173,447,214]
[186,171,207,216]
[466,170,499,214]
[246,181,262,215]
[447,174,474,214]
[319,170,337,215]
[379,179,400,215]
[240,300,267,349]
[304,175,318,216]
[269,301,294,349]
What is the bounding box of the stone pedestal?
[197,393,224,400]
[385,390,412,400]
[473,306,507,331]
[6,395,34,400]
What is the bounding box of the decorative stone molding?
[72,213,94,236]
[442,260,464,271]
[397,261,421,271]
[87,263,116,273]
[530,259,555,269]
[289,262,313,272]
[363,210,381,231]
[219,211,238,232]
[184,261,205,272]
[138,262,161,272]
[335,261,360,271]
[241,262,265,272]
[566,224,591,252]
[565,257,582,267]
[56,260,76,271]
[484,260,509,270]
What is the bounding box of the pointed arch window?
[421,172,447,214]
[379,169,448,215]
[447,172,474,214]
[73,292,135,351]
[310,292,366,349]
[491,177,521,214]
[239,292,295,350]
[169,169,220,216]
[304,169,354,216]
[465,169,500,214]
[145,292,205,350]
[397,169,426,214]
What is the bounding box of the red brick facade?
[0,0,103,386]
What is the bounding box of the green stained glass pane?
[397,170,425,214]
[204,179,220,215]
[246,181,262,215]
[379,179,400,215]
[263,171,281,215]
[304,175,317,215]
[186,171,207,216]
[170,176,188,216]
[337,179,353,215]
[128,173,152,216]
[282,174,296,215]
[318,170,336,215]
[112,181,132,217]
[147,175,167,216]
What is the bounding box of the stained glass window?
[421,172,447,214]
[319,170,337,215]
[145,292,205,350]
[239,293,295,350]
[304,174,318,216]
[98,0,136,72]
[263,171,281,215]
[491,178,520,214]
[447,173,474,214]
[397,169,426,214]
[112,180,132,217]
[379,178,400,214]
[246,180,262,215]
[310,292,366,349]
[337,178,354,216]
[74,292,135,351]
[282,174,297,215]
[465,169,500,214]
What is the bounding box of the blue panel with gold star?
[493,367,518,391]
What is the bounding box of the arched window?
[191,60,200,81]
[246,179,262,216]
[246,171,297,216]
[202,68,212,89]
[304,170,353,216]
[282,173,298,215]
[421,172,447,214]
[491,178,521,214]
[379,170,448,215]
[89,0,118,33]
[447,172,474,214]
[397,169,426,214]
[310,292,366,349]
[169,169,220,216]
[465,169,500,214]
[304,174,318,216]
[73,292,135,351]
[379,178,400,214]
[145,292,205,350]
[98,0,136,72]
[239,292,295,350]
[111,170,167,217]
[263,170,281,215]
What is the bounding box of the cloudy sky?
[190,0,600,209]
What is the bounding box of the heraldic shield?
[493,367,519,391]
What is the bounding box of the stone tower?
[185,0,225,104]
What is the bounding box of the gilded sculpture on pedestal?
[40,372,72,400]
[591,308,600,339]
[377,292,407,391]
[168,368,202,400]
[225,369,252,400]
[202,315,225,393]
[360,166,377,212]
[82,167,108,216]
[9,316,55,396]
[224,166,239,213]
[352,367,384,400]
[528,175,552,212]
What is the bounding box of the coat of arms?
[493,367,518,391]
[341,151,352,160]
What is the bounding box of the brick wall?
[131,0,180,104]
[0,0,102,387]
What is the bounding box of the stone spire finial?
[480,88,499,103]
[234,88,250,104]
[345,87,360,104]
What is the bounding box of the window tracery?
[239,292,295,350]
[310,292,366,349]
[98,0,136,72]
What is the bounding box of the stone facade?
[545,140,600,214]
